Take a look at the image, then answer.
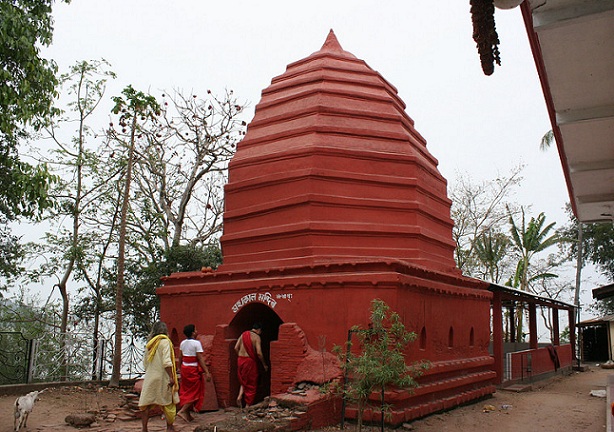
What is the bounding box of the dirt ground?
[0,365,610,432]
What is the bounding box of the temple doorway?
[228,303,283,404]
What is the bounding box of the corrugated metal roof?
[488,283,575,310]
[578,314,614,326]
[592,283,614,300]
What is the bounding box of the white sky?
[45,0,566,220]
[37,1,606,317]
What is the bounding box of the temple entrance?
[228,303,283,405]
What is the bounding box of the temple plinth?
[159,30,495,426]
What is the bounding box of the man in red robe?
[234,323,268,407]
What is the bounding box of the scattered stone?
[590,389,606,397]
[482,404,496,412]
[600,360,614,369]
[65,412,97,427]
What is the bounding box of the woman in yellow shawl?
[138,321,179,432]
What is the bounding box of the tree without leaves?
[53,87,244,353]
[103,89,245,336]
[450,166,522,276]
[134,89,245,249]
[531,256,574,340]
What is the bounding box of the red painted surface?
[158,30,495,425]
[270,323,342,395]
[220,29,459,275]
[507,344,573,382]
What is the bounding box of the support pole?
[552,308,560,345]
[493,291,504,384]
[529,303,538,350]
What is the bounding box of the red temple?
[159,30,496,425]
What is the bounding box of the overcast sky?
[37,1,605,314]
[44,1,567,221]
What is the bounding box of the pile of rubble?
[40,385,140,428]
[242,397,308,424]
[193,384,325,432]
[117,392,158,420]
[286,382,322,397]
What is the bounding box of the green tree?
[540,129,555,151]
[122,243,223,338]
[0,0,67,283]
[0,217,25,288]
[560,209,614,315]
[0,296,60,383]
[472,229,510,283]
[0,0,67,145]
[335,299,428,431]
[508,209,560,341]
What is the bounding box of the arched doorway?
[228,303,283,404]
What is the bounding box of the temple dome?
[220,30,458,274]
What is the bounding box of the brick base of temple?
[161,260,496,427]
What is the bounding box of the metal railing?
[0,332,33,385]
[0,330,145,385]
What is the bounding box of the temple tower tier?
[220,30,459,275]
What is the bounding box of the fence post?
[27,339,37,384]
[97,336,106,380]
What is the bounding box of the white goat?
[13,390,43,432]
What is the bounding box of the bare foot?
[236,396,243,409]
[177,411,191,422]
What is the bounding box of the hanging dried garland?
[470,0,501,75]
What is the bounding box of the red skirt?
[179,363,204,412]
[237,356,258,406]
